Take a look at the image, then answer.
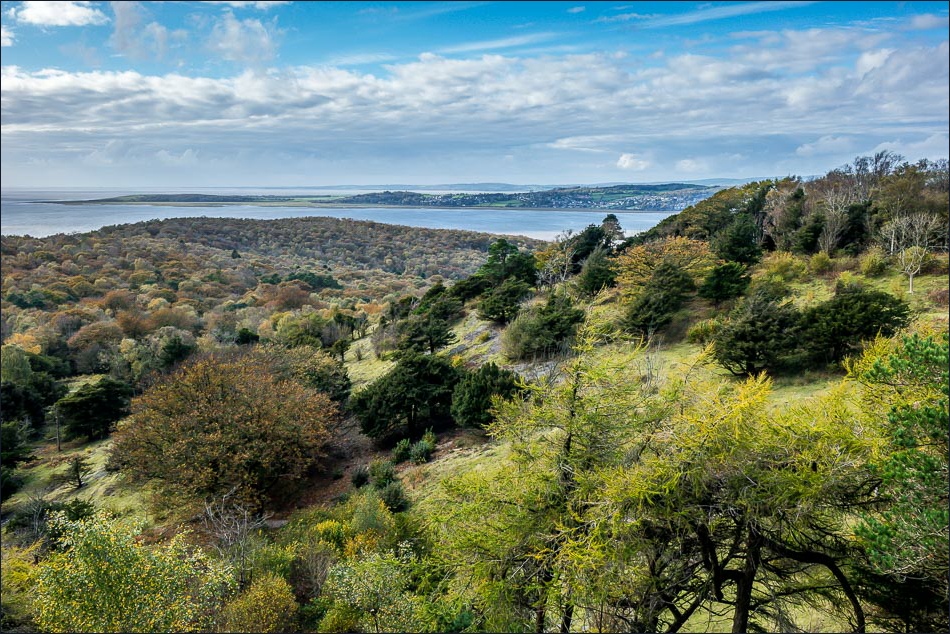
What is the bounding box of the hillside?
[2,155,948,633]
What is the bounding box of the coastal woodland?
[1,152,948,633]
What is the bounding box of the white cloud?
[156,148,199,165]
[548,135,617,153]
[567,6,585,14]
[905,13,950,30]
[207,10,279,64]
[12,1,109,27]
[594,12,658,24]
[109,2,180,61]
[1,25,946,186]
[870,133,950,161]
[643,1,816,28]
[203,1,291,9]
[439,33,558,54]
[1,25,13,46]
[675,158,706,173]
[855,48,894,78]
[795,135,855,157]
[617,153,650,170]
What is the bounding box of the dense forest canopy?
[1,152,948,633]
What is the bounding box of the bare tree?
[877,212,941,292]
[201,487,271,588]
[536,234,576,289]
[809,170,856,254]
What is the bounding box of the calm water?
[1,189,677,241]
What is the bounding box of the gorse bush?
[686,318,722,346]
[222,572,297,633]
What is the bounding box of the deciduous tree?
[112,354,336,507]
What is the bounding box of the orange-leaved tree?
[112,352,336,509]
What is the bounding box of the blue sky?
[1,1,948,187]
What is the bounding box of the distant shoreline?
[50,200,684,213]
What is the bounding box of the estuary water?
[1,189,677,241]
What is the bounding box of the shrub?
[698,262,750,306]
[369,460,396,489]
[451,363,520,428]
[760,251,807,282]
[478,278,531,324]
[623,261,695,337]
[350,465,370,488]
[711,290,801,376]
[575,246,617,296]
[222,572,298,633]
[686,318,722,346]
[859,246,889,277]
[800,289,910,365]
[833,271,866,295]
[391,438,412,463]
[502,293,585,361]
[377,480,409,512]
[421,428,437,447]
[54,377,132,441]
[34,512,235,633]
[927,288,949,307]
[808,252,833,275]
[409,440,435,464]
[351,354,459,444]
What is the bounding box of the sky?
[1,1,948,188]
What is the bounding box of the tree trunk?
[732,525,762,634]
[559,602,574,633]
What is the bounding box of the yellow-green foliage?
[319,550,424,633]
[221,572,298,633]
[33,512,235,633]
[758,250,808,282]
[808,251,833,275]
[615,236,717,300]
[0,540,42,629]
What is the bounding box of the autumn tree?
[614,236,716,301]
[425,325,669,632]
[111,353,336,507]
[598,372,877,633]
